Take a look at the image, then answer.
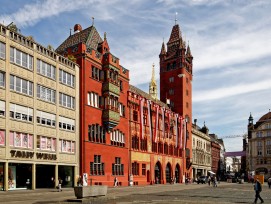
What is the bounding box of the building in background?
[217,138,226,179]
[209,133,221,175]
[247,112,271,180]
[0,23,80,191]
[56,24,130,187]
[191,119,211,181]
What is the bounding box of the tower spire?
[175,12,178,25]
[149,63,158,99]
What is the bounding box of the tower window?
[169,77,174,83]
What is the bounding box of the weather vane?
[175,12,178,25]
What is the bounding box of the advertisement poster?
[8,166,16,189]
[83,173,88,186]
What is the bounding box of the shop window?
[37,135,56,151]
[0,130,5,146]
[9,131,33,149]
[59,139,75,153]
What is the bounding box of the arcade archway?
[155,161,162,184]
[165,163,172,183]
[175,164,181,183]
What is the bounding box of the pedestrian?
[253,179,264,203]
[51,177,55,188]
[208,176,211,186]
[114,177,118,187]
[58,177,62,192]
[268,177,271,189]
[213,176,218,187]
[77,176,83,186]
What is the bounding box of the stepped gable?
[56,25,103,53]
[129,85,169,108]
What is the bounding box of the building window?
[10,103,33,122]
[10,75,33,96]
[132,162,139,176]
[112,157,124,175]
[59,139,75,153]
[267,148,271,155]
[37,135,56,151]
[37,59,56,79]
[91,66,100,80]
[10,47,33,70]
[119,80,123,91]
[186,89,189,96]
[0,100,5,116]
[142,164,146,176]
[9,131,33,149]
[0,130,5,146]
[37,110,56,127]
[37,85,56,103]
[169,77,174,83]
[87,92,99,108]
[59,116,75,131]
[169,89,174,95]
[132,135,139,150]
[59,93,75,109]
[90,155,104,175]
[133,110,138,122]
[119,103,125,117]
[88,124,106,143]
[0,71,5,88]
[59,69,75,87]
[140,138,147,151]
[257,141,262,147]
[257,149,262,156]
[110,129,125,147]
[0,42,5,59]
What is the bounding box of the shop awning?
[208,171,215,175]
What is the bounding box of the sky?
[1,0,271,152]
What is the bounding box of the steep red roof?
[56,25,103,53]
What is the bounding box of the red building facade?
[56,22,193,186]
[56,25,130,186]
[159,24,193,178]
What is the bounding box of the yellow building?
[0,24,80,190]
[191,121,212,181]
[248,112,271,180]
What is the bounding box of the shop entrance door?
[36,165,55,188]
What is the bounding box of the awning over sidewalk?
[208,171,215,175]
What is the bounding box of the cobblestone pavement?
[1,182,270,204]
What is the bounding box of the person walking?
[267,177,271,189]
[114,177,118,187]
[208,176,211,186]
[77,176,83,186]
[58,177,62,192]
[213,176,218,187]
[254,179,264,203]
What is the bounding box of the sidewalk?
[1,182,251,204]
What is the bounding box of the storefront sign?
[10,150,57,160]
[10,150,34,158]
[36,153,57,160]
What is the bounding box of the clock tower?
[159,22,193,177]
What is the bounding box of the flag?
[154,104,159,142]
[147,100,152,141]
[140,97,145,139]
[161,107,165,138]
[175,114,178,147]
[179,117,183,149]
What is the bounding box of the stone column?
[4,162,8,191]
[32,163,36,190]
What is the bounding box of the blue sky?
[1,0,271,152]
